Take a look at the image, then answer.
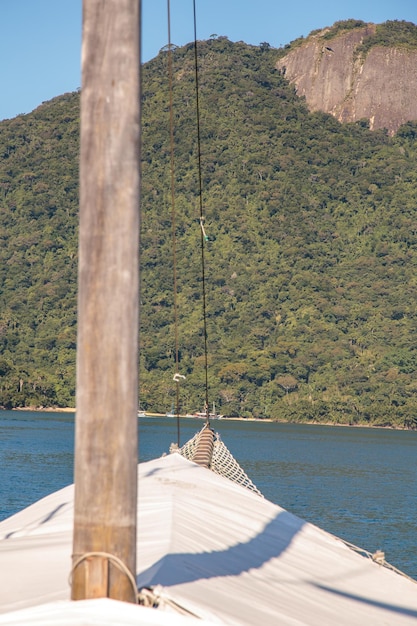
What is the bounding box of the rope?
[200,217,209,242]
[138,586,201,616]
[192,424,215,468]
[337,540,417,583]
[70,551,138,602]
[165,2,213,431]
[167,0,182,445]
[172,425,264,497]
[193,0,210,426]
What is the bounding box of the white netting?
[170,427,263,497]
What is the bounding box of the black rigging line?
[192,0,210,426]
[167,0,181,444]
[166,0,211,433]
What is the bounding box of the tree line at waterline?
[1,29,417,427]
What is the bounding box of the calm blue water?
[1,411,416,579]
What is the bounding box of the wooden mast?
[72,0,140,602]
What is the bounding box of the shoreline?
[9,406,76,413]
[3,407,413,430]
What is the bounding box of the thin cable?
[167,0,181,444]
[192,0,210,426]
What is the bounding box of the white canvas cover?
[0,598,217,626]
[1,453,417,625]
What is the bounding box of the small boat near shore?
[194,411,223,419]
[166,405,175,418]
[194,402,223,420]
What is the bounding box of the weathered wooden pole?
[72,0,140,602]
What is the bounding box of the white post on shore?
[72,0,141,603]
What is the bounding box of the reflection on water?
[1,411,416,579]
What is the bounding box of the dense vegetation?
[1,26,417,427]
[286,19,417,58]
[0,94,79,408]
[289,19,366,50]
[356,20,417,56]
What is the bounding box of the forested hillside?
[1,31,417,426]
[0,94,79,407]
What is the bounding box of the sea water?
[1,410,416,579]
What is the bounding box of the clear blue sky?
[1,0,416,122]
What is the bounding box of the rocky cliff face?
[276,25,417,134]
